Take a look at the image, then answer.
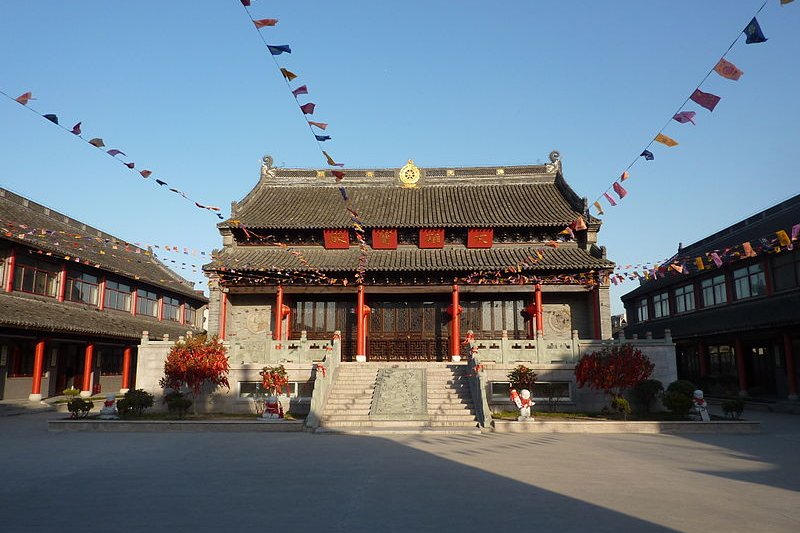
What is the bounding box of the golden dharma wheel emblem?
[399,159,421,187]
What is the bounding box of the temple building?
[0,187,207,401]
[622,194,800,400]
[190,152,677,427]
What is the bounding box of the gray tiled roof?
[207,245,613,273]
[224,164,589,229]
[0,292,202,341]
[0,188,206,302]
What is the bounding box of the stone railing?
[305,331,342,429]
[465,333,493,428]
[468,330,582,364]
[269,331,334,365]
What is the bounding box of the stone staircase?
[317,362,480,434]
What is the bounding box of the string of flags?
[237,0,370,282]
[2,89,224,220]
[590,0,792,216]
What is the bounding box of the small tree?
[159,335,230,402]
[260,365,290,397]
[507,365,538,392]
[574,344,654,419]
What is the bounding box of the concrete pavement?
[1,406,798,532]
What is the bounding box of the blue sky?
[1,1,797,313]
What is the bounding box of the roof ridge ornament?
[546,150,562,174]
[260,155,276,181]
[399,159,421,188]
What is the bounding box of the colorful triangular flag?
[15,92,34,105]
[603,192,617,206]
[291,85,308,97]
[593,201,604,215]
[70,122,82,135]
[267,44,291,55]
[641,150,654,161]
[42,114,58,124]
[744,17,767,44]
[280,68,297,81]
[300,103,316,114]
[253,19,278,29]
[612,182,627,199]
[690,89,721,112]
[654,133,678,147]
[714,58,743,81]
[315,135,331,142]
[673,111,696,124]
[88,138,105,148]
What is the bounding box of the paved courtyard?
[1,407,799,533]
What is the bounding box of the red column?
[274,286,284,340]
[5,248,16,292]
[157,297,163,321]
[356,285,366,361]
[130,289,138,316]
[58,264,67,302]
[219,292,228,340]
[534,283,543,336]
[179,302,185,325]
[698,341,709,378]
[784,333,798,400]
[121,346,133,392]
[29,339,46,401]
[81,343,95,396]
[450,284,461,359]
[734,337,747,396]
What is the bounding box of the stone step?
[315,426,482,435]
[325,398,374,404]
[319,419,478,429]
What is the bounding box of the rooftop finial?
[260,155,275,181]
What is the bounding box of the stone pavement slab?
[1,408,798,533]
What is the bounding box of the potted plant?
[259,365,290,419]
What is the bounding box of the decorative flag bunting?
[70,122,81,135]
[15,92,34,105]
[107,149,126,157]
[593,201,604,215]
[300,102,315,114]
[654,133,678,147]
[291,85,308,97]
[308,121,327,130]
[88,137,105,148]
[744,18,767,44]
[673,111,696,124]
[603,192,617,206]
[714,58,743,81]
[323,151,344,167]
[280,68,297,81]
[338,187,348,201]
[690,89,721,112]
[315,135,331,142]
[42,114,58,124]
[612,182,627,199]
[267,45,291,55]
[140,170,152,178]
[155,179,167,186]
[240,0,251,6]
[776,230,791,247]
[332,171,345,181]
[253,19,278,29]
[641,150,654,161]
[620,171,629,181]
[124,162,135,169]
[782,0,795,5]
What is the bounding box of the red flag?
[572,216,587,231]
[253,19,278,28]
[690,89,721,112]
[332,171,345,181]
[71,122,82,135]
[15,92,34,105]
[107,149,126,157]
[300,103,316,115]
[124,162,135,169]
[140,170,152,178]
[241,0,251,5]
[292,85,308,97]
[613,182,627,199]
[308,121,328,130]
[603,192,617,206]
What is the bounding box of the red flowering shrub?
[260,365,289,397]
[159,336,230,396]
[574,344,654,401]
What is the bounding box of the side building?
[0,187,208,401]
[621,194,800,400]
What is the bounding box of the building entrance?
[367,299,448,361]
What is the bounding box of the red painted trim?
[371,228,398,249]
[356,285,365,357]
[219,292,228,340]
[323,229,350,249]
[534,283,543,336]
[98,278,106,310]
[734,337,747,394]
[467,228,493,249]
[121,346,132,390]
[5,248,16,292]
[451,284,461,357]
[274,286,284,340]
[82,343,95,393]
[57,264,67,302]
[419,229,445,249]
[785,333,797,398]
[30,339,46,396]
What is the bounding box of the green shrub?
[722,398,745,420]
[662,390,693,415]
[667,379,697,398]
[117,389,155,418]
[63,386,80,400]
[164,391,192,419]
[67,398,93,419]
[632,379,664,413]
[611,396,632,420]
[507,365,537,392]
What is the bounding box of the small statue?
[262,398,284,419]
[99,393,119,420]
[692,390,710,422]
[510,388,535,421]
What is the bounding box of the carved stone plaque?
[246,310,270,334]
[370,368,427,420]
